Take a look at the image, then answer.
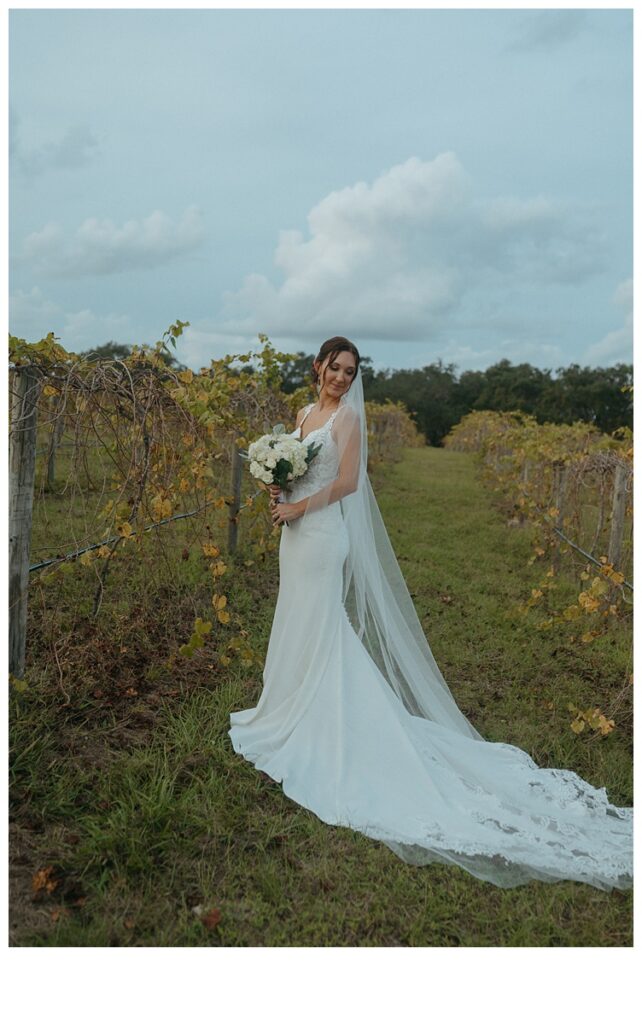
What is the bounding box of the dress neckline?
[298,401,342,443]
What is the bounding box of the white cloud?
[19,205,206,277]
[218,153,605,344]
[584,278,633,366]
[9,286,133,350]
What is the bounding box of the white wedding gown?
[228,407,633,891]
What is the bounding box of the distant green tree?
[279,351,316,393]
[365,359,460,446]
[81,341,132,362]
[355,356,376,389]
[543,363,633,433]
[455,368,486,412]
[470,359,553,415]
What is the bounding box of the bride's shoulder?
[295,403,313,427]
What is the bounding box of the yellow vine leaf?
[202,543,220,558]
[563,605,581,620]
[151,496,172,520]
[590,577,609,596]
[578,592,599,613]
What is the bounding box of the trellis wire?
[29,482,264,573]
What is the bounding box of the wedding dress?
[228,369,633,891]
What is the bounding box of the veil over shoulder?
[229,365,633,891]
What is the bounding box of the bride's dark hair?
[311,336,360,389]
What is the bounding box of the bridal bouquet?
[240,424,321,527]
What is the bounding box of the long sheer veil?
[300,365,484,741]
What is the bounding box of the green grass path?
[10,447,632,946]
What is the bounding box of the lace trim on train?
[336,738,632,885]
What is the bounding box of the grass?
[10,446,632,946]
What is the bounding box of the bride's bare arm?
[293,409,360,515]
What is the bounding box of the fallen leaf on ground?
[202,907,222,930]
[32,866,58,895]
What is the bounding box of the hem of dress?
[226,727,633,893]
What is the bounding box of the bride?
[228,336,633,891]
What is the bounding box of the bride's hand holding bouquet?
[240,424,321,527]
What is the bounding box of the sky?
[8,5,633,375]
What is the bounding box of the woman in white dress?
[228,337,633,891]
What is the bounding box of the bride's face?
[316,351,357,398]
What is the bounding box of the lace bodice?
[286,402,342,503]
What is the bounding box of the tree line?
[282,353,633,445]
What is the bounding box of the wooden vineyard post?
[227,445,243,554]
[552,459,567,571]
[608,462,629,571]
[9,366,41,678]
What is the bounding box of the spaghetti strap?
[327,405,341,428]
[299,400,344,439]
[299,403,315,428]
